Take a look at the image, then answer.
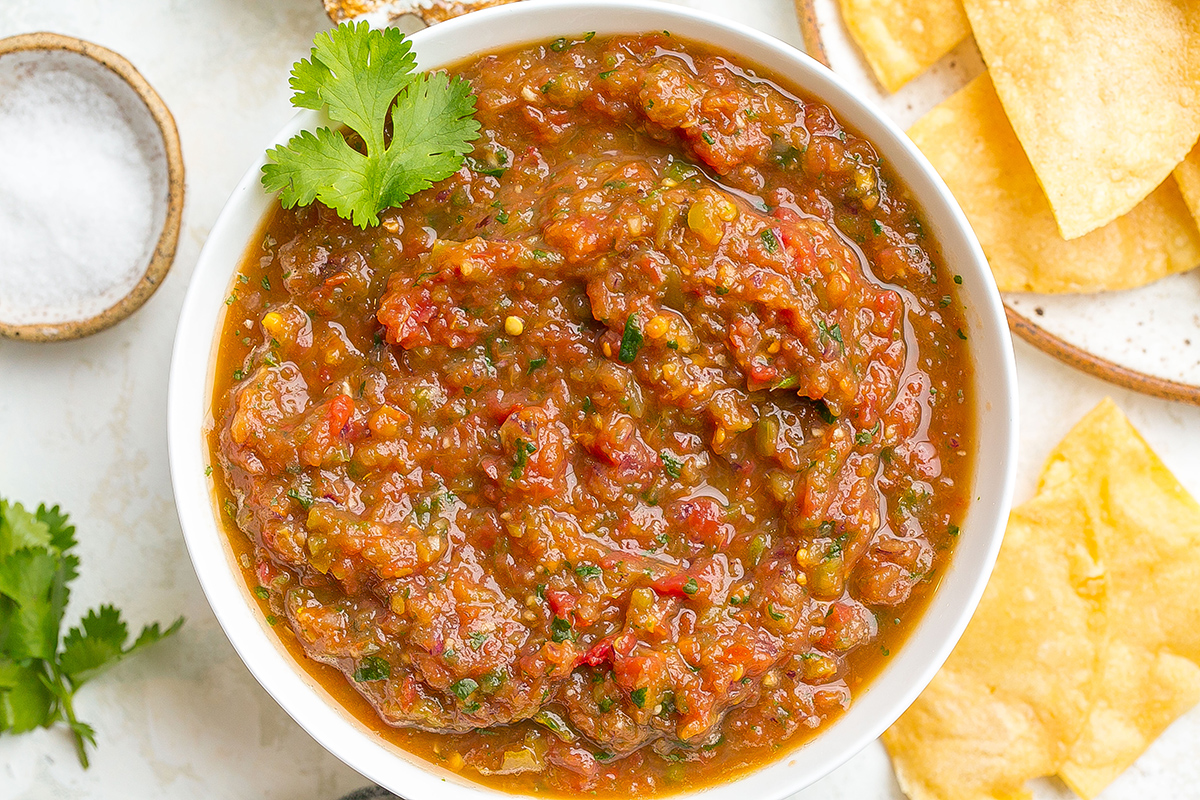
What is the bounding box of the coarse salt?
[0,51,164,327]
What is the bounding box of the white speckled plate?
[799,0,1200,404]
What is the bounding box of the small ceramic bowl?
[0,32,184,341]
[169,2,1018,798]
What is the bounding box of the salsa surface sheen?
[209,31,975,796]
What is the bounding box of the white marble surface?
[0,1,1197,798]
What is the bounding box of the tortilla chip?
[882,482,1108,799]
[836,0,969,93]
[1047,400,1200,798]
[884,399,1200,800]
[960,0,1200,239]
[907,74,1200,293]
[1174,142,1200,227]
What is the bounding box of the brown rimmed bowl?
[0,32,184,342]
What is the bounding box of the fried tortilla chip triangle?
[907,75,1200,293]
[886,399,1200,799]
[882,481,1107,799]
[961,0,1200,239]
[1050,401,1200,798]
[836,0,969,92]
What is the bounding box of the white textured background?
[0,1,1197,798]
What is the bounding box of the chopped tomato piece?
[818,601,875,652]
[377,285,434,348]
[579,639,613,667]
[327,394,354,439]
[650,572,702,598]
[546,589,577,620]
[672,497,731,549]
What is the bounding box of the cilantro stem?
[49,663,89,768]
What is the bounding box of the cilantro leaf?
[58,606,127,684]
[0,497,182,767]
[37,504,77,554]
[450,677,478,700]
[128,616,185,657]
[618,314,643,363]
[59,605,183,688]
[378,72,480,207]
[353,655,391,682]
[550,617,574,643]
[263,127,377,224]
[0,500,51,556]
[262,22,480,229]
[510,438,538,481]
[0,658,54,734]
[290,22,416,147]
[659,451,683,480]
[0,549,60,661]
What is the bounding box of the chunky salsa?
[209,31,974,796]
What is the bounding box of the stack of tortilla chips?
[839,0,1200,292]
[883,400,1200,799]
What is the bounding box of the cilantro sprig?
[262,22,481,228]
[0,499,182,767]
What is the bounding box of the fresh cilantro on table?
[261,21,481,228]
[0,498,183,768]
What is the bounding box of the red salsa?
[209,31,974,796]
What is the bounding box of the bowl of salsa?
[168,1,1018,797]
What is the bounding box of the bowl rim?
[0,31,185,342]
[168,2,1019,797]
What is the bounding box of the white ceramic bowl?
[169,2,1018,797]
